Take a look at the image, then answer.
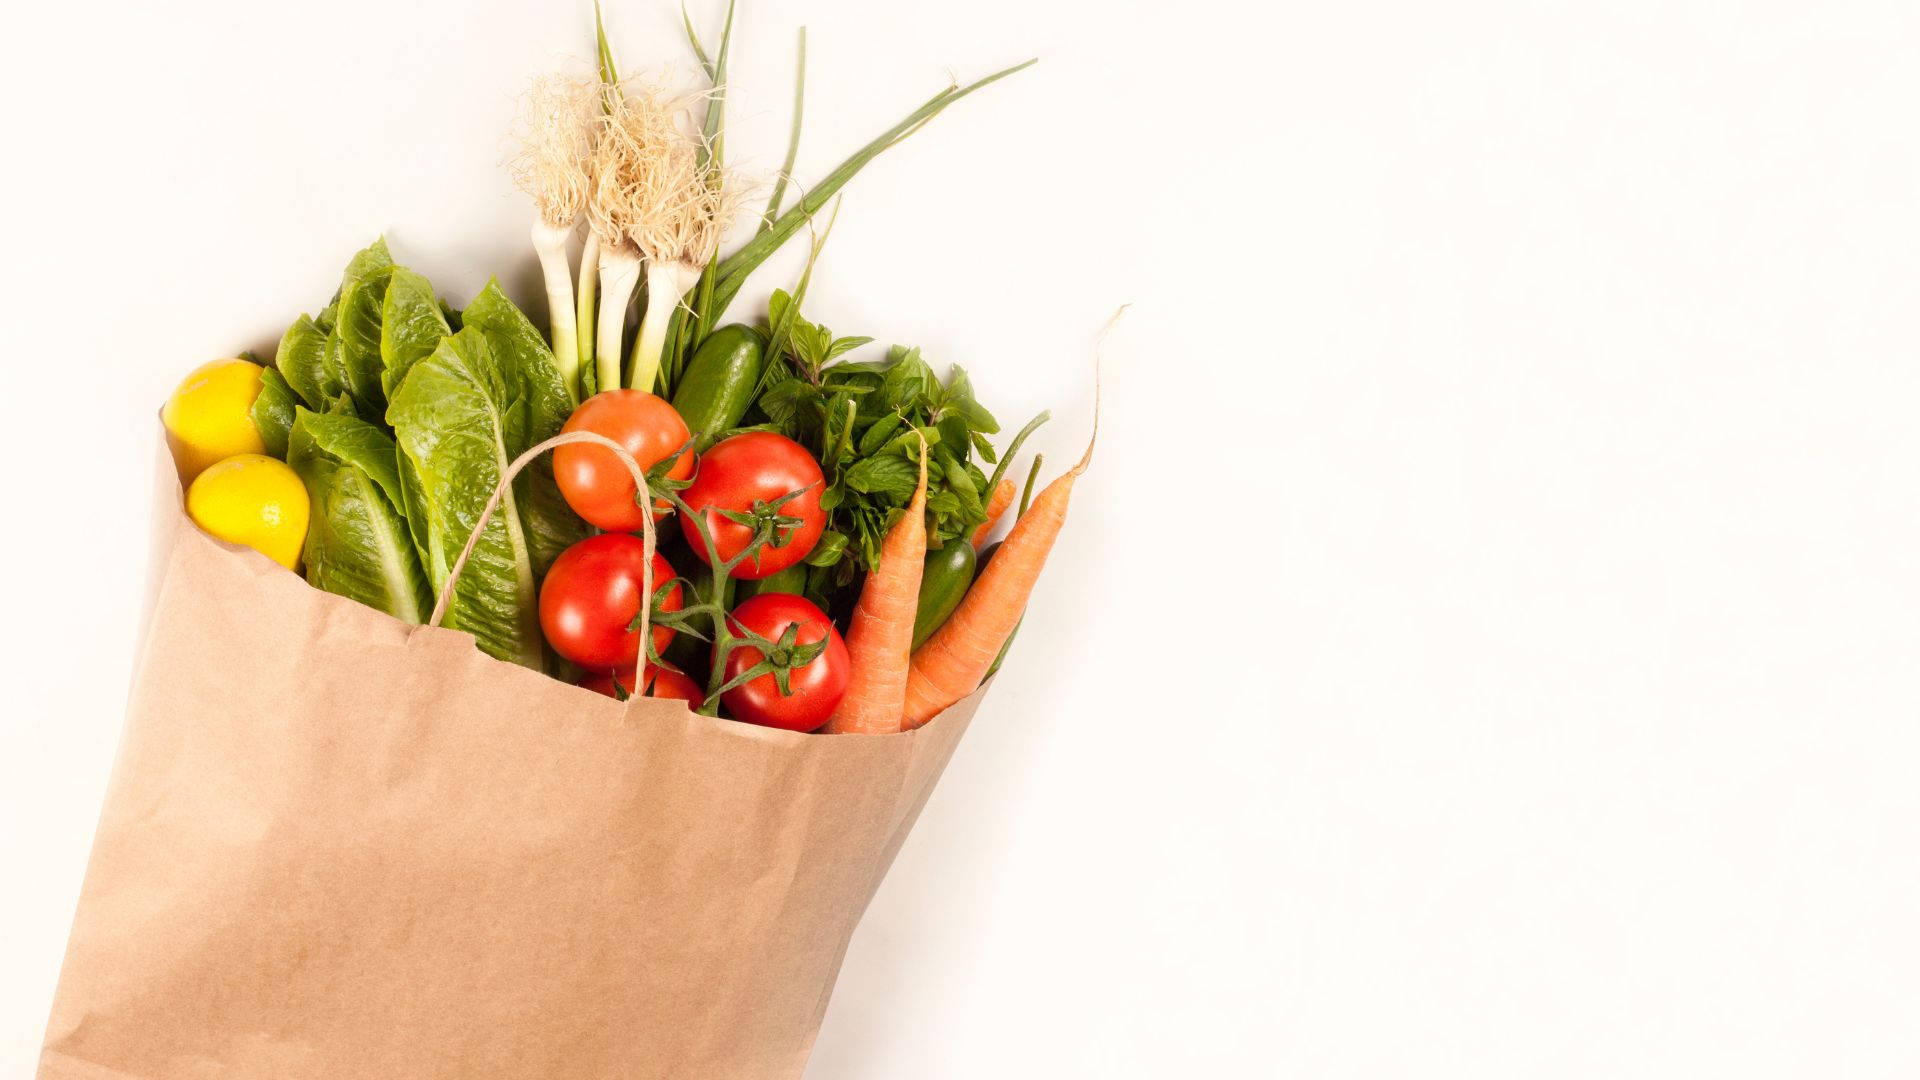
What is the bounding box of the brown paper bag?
[39,439,982,1079]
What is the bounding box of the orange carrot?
[824,448,930,734]
[903,429,1094,729]
[970,477,1016,549]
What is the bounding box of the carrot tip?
[1071,305,1122,477]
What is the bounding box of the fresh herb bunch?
[746,289,1045,591]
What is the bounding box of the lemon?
[186,454,310,570]
[163,358,268,483]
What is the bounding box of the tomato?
[579,664,706,707]
[539,534,683,670]
[720,593,849,732]
[678,431,826,580]
[645,665,706,705]
[555,389,695,531]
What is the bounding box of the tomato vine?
[631,443,828,714]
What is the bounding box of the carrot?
[823,446,930,734]
[903,427,1094,729]
[902,311,1117,727]
[970,477,1016,549]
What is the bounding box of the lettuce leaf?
[331,265,396,416]
[275,314,339,410]
[250,367,298,459]
[387,296,583,667]
[272,247,583,665]
[379,266,450,401]
[277,240,397,419]
[340,238,393,287]
[369,264,454,578]
[286,408,431,624]
[457,280,583,575]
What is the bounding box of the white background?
[3,0,1918,1075]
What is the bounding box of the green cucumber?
[670,324,766,450]
[913,538,977,649]
[738,563,808,601]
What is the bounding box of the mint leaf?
[940,364,1000,434]
[825,335,873,363]
[859,412,905,456]
[880,346,936,411]
[843,453,919,501]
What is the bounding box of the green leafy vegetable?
[287,407,431,624]
[379,266,451,401]
[250,367,298,459]
[378,264,456,600]
[387,304,584,667]
[388,327,542,665]
[456,281,586,575]
[274,314,340,411]
[257,241,586,668]
[844,453,920,501]
[747,293,1030,597]
[330,265,396,414]
[273,240,399,421]
[340,238,395,287]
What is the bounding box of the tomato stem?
[645,447,820,715]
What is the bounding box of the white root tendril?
[581,77,746,393]
[511,72,600,399]
[510,73,599,230]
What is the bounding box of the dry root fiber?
[587,79,740,268]
[511,73,600,230]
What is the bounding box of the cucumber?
[670,324,766,450]
[913,538,977,649]
[738,563,808,601]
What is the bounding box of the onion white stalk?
[632,260,704,393]
[593,244,640,393]
[510,74,598,401]
[530,220,582,389]
[583,83,667,393]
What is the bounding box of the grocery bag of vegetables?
[37,437,983,1079]
[39,5,1096,1077]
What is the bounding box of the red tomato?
[721,593,849,732]
[678,432,826,580]
[579,664,706,707]
[645,665,706,705]
[539,534,682,670]
[555,389,695,531]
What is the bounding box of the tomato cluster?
[540,389,848,731]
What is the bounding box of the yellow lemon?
[186,454,310,570]
[163,358,268,483]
